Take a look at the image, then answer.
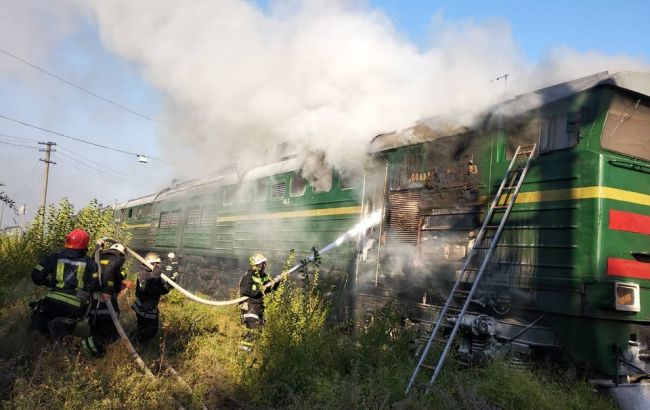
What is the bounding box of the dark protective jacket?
[132,264,173,318]
[89,249,126,317]
[31,249,99,306]
[239,268,279,324]
[164,260,179,278]
[239,268,274,306]
[97,249,126,296]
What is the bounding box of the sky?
[0,0,648,228]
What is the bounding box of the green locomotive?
[114,156,363,293]
[359,71,650,382]
[115,71,650,383]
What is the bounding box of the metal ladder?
[405,144,538,395]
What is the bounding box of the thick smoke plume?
[85,0,647,179]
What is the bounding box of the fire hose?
[100,210,381,307]
[93,244,204,408]
[93,244,154,378]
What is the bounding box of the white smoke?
[0,0,79,75]
[82,0,648,179]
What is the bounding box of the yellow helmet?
[249,253,267,267]
[144,252,161,264]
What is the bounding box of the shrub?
[0,199,130,305]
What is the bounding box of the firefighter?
[30,228,99,339]
[165,252,179,280]
[130,252,178,343]
[80,242,126,357]
[238,253,280,352]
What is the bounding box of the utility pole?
[39,141,56,214]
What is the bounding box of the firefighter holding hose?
[80,242,126,357]
[130,252,178,343]
[238,253,282,352]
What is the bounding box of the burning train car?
[357,71,650,382]
[114,70,650,383]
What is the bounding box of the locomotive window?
[311,169,333,193]
[602,96,650,162]
[142,204,151,217]
[158,210,180,229]
[136,207,143,219]
[537,114,578,154]
[127,208,133,219]
[238,184,253,203]
[254,180,268,201]
[290,175,306,197]
[223,186,236,206]
[340,172,361,190]
[200,205,215,225]
[271,181,286,200]
[186,206,201,226]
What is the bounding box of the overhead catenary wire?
[0,47,163,125]
[0,113,166,162]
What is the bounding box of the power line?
[0,140,40,150]
[57,155,132,188]
[57,146,149,186]
[0,47,163,125]
[0,132,40,143]
[14,163,42,200]
[0,113,166,162]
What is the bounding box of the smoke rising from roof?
[86,1,648,179]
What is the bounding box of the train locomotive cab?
[356,71,650,383]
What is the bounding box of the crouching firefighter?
[130,252,178,343]
[31,229,99,339]
[239,253,280,352]
[81,243,126,357]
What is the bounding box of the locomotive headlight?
[615,281,641,312]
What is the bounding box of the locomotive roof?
[240,156,302,181]
[113,194,157,210]
[115,156,303,208]
[371,70,650,153]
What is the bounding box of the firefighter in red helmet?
[31,228,99,339]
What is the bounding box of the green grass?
[0,277,615,409]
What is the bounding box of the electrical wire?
[0,47,163,125]
[14,163,42,200]
[57,145,148,185]
[0,140,40,150]
[0,113,166,162]
[57,145,130,178]
[57,151,150,189]
[57,156,124,187]
[58,152,125,184]
[0,132,40,143]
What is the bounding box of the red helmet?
[65,229,90,250]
